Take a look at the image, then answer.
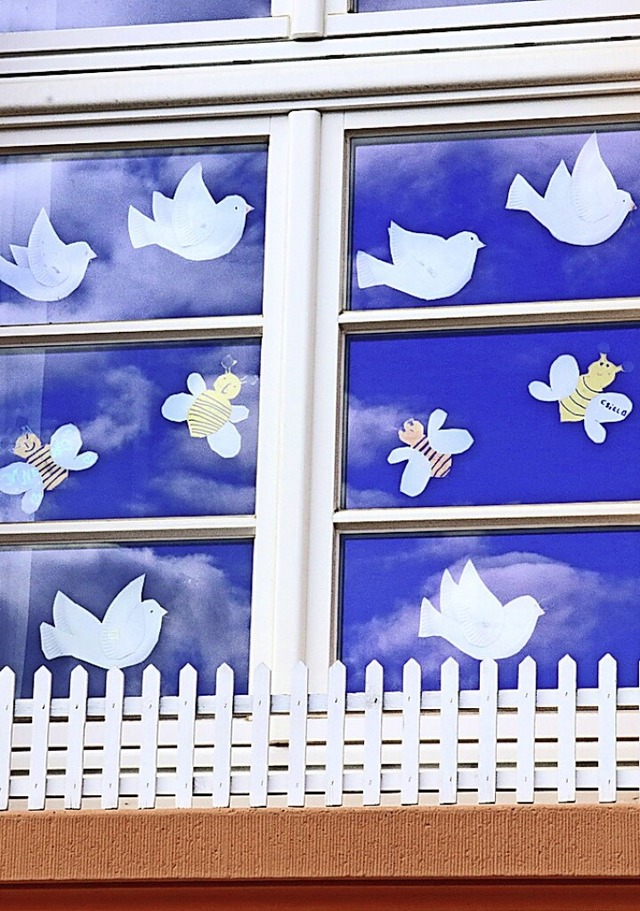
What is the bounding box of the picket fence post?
[138,664,161,809]
[101,667,124,810]
[557,655,577,802]
[28,667,52,811]
[176,664,198,809]
[212,663,234,808]
[598,655,617,803]
[400,659,421,806]
[65,665,88,810]
[325,660,346,806]
[0,668,15,811]
[250,663,271,808]
[439,657,459,805]
[516,656,536,804]
[288,660,309,807]
[478,659,498,804]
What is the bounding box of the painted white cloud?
[82,365,157,453]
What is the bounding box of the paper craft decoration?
[387,409,474,497]
[528,352,632,443]
[506,133,636,246]
[128,162,253,261]
[0,208,96,302]
[356,221,485,302]
[0,423,98,514]
[162,355,250,458]
[419,559,544,660]
[40,574,167,669]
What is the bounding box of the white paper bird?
[387,410,474,498]
[128,162,253,261]
[356,221,485,302]
[419,560,544,660]
[506,133,636,246]
[40,575,167,670]
[0,209,96,302]
[0,424,98,514]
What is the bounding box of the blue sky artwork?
[0,145,267,324]
[0,539,253,698]
[344,325,639,509]
[0,0,270,31]
[340,529,640,691]
[0,339,260,522]
[350,128,640,309]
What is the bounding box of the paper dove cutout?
[162,355,250,458]
[128,162,253,260]
[0,208,96,302]
[0,424,98,514]
[387,409,474,497]
[419,560,544,660]
[40,575,167,669]
[506,133,636,245]
[529,351,632,444]
[356,222,485,302]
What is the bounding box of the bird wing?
[388,221,446,268]
[52,590,102,640]
[207,422,241,458]
[171,163,217,247]
[9,244,29,268]
[151,191,174,228]
[100,576,147,661]
[27,209,73,287]
[49,423,98,471]
[441,561,504,647]
[426,409,474,455]
[571,133,619,223]
[544,160,572,207]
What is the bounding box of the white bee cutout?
[387,409,474,498]
[0,423,98,514]
[529,352,633,443]
[162,356,251,459]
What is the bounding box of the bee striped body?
[559,375,599,423]
[187,390,232,438]
[412,435,452,478]
[25,444,68,491]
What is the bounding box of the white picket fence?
[0,654,638,811]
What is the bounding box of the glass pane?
[350,128,640,309]
[1,0,271,32]
[0,144,267,324]
[340,529,640,690]
[357,0,533,9]
[0,339,260,521]
[0,539,252,697]
[344,325,639,508]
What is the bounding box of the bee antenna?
[622,361,634,373]
[221,354,238,373]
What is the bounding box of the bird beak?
[245,204,254,214]
[160,606,168,616]
[478,241,486,248]
[89,249,97,260]
[632,202,638,211]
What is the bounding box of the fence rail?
[0,654,638,811]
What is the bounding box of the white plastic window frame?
[303,96,640,692]
[0,110,321,693]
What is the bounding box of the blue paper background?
[340,530,640,690]
[350,129,640,309]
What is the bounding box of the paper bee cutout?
[0,423,98,514]
[162,355,252,459]
[387,409,474,497]
[529,352,633,443]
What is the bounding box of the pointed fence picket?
[0,655,637,811]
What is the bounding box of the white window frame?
[304,95,640,691]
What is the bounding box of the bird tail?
[128,205,158,249]
[39,622,66,660]
[505,174,540,214]
[356,251,388,289]
[418,597,443,639]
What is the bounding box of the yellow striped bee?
[161,355,250,458]
[387,409,474,498]
[529,352,632,443]
[0,424,98,514]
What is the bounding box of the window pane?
[0,339,260,521]
[1,0,270,31]
[0,144,267,323]
[0,539,252,697]
[350,128,640,309]
[344,325,639,508]
[340,529,640,690]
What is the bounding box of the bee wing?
[161,392,195,423]
[425,409,473,455]
[0,462,44,513]
[187,373,207,396]
[207,422,241,458]
[584,393,633,443]
[388,446,432,497]
[229,405,249,424]
[49,423,98,471]
[529,354,580,402]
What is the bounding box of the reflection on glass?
[343,326,640,509]
[340,530,640,691]
[1,0,271,32]
[0,145,268,324]
[0,539,253,697]
[350,128,640,309]
[0,340,261,522]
